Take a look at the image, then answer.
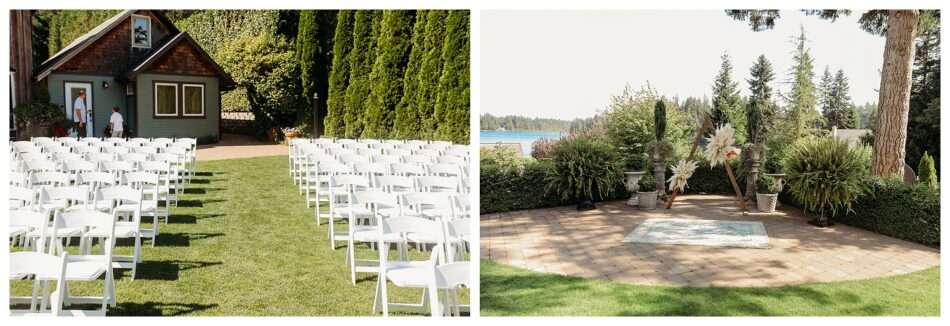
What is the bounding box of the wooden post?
[724,161,747,211]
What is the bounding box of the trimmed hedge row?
[480,160,736,214]
[780,178,940,247]
[483,162,940,248]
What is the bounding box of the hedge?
[780,178,940,247]
[480,160,733,214]
[483,161,940,248]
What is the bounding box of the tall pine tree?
[324,10,355,137]
[416,11,449,140]
[746,55,775,145]
[362,10,416,139]
[711,52,742,129]
[393,12,428,139]
[821,68,855,128]
[343,11,381,138]
[818,67,835,127]
[433,11,471,144]
[784,27,819,141]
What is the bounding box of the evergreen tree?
[343,11,381,138]
[906,23,940,169]
[918,151,938,189]
[822,68,855,128]
[746,55,775,145]
[784,27,819,141]
[325,10,355,137]
[295,10,336,132]
[362,10,416,139]
[393,12,428,139]
[433,11,471,144]
[416,11,449,139]
[711,52,742,130]
[818,66,835,126]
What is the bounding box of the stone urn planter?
[623,171,646,206]
[755,193,778,213]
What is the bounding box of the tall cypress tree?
[343,11,381,138]
[325,10,355,137]
[362,10,416,139]
[784,27,819,141]
[433,11,471,144]
[295,10,336,133]
[393,11,428,139]
[711,52,742,129]
[416,11,449,139]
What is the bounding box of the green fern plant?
[783,137,869,226]
[544,136,623,206]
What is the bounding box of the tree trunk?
[872,10,918,177]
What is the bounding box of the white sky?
[481,10,887,120]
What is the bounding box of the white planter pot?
[756,193,778,213]
[637,191,657,210]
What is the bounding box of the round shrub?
[783,137,869,221]
[545,136,623,202]
[530,138,559,161]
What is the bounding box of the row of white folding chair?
[19,159,181,201]
[324,175,469,249]
[305,164,466,209]
[12,175,168,249]
[10,207,122,315]
[14,186,150,279]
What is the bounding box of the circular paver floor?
[480,195,940,287]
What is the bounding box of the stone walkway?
[480,195,940,287]
[196,134,287,161]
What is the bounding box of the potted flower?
[637,174,658,210]
[755,177,779,213]
[282,127,301,141]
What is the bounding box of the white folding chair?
[347,191,402,285]
[93,186,144,280]
[327,174,372,250]
[122,172,166,246]
[373,216,446,316]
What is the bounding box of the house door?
[64,82,93,137]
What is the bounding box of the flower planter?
[637,191,657,210]
[623,171,646,206]
[755,193,778,213]
[285,131,299,141]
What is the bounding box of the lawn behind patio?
[11,155,452,316]
[481,260,939,316]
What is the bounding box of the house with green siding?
[34,10,234,140]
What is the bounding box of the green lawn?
[481,259,939,316]
[12,155,464,316]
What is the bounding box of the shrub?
[530,138,559,161]
[780,177,940,247]
[480,160,628,214]
[544,136,623,202]
[756,177,778,194]
[783,137,869,222]
[480,146,525,175]
[638,173,656,192]
[918,151,938,189]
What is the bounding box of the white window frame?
[154,82,179,117]
[130,14,152,49]
[182,84,205,117]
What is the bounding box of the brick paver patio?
[480,195,940,287]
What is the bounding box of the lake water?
[480,130,563,156]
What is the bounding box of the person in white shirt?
[73,91,88,138]
[109,107,124,138]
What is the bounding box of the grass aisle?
[12,155,431,316]
[481,260,939,316]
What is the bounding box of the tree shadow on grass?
[156,232,225,247]
[194,172,218,177]
[116,260,223,281]
[109,301,218,316]
[480,262,897,316]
